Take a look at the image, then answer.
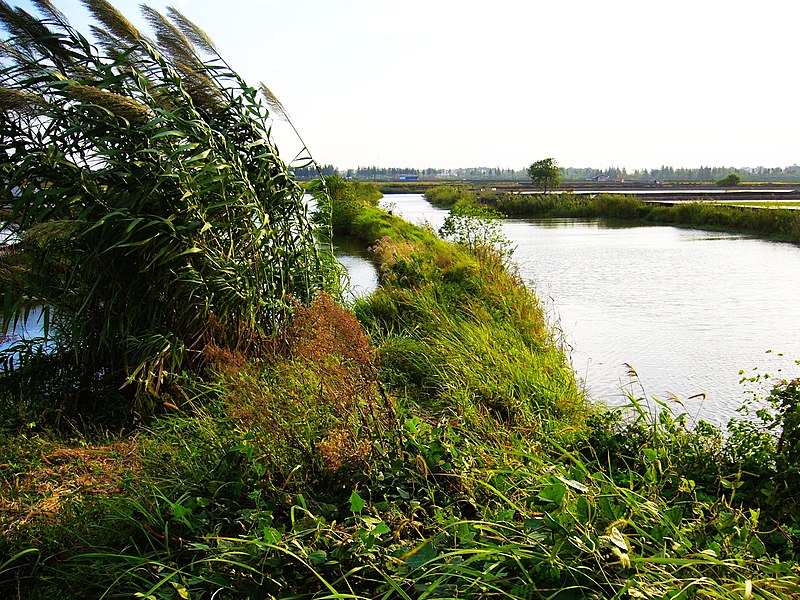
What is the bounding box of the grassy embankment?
[375,181,443,195]
[720,202,800,209]
[1,181,799,598]
[424,185,800,245]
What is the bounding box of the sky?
[7,0,800,171]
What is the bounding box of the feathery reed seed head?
[67,83,151,122]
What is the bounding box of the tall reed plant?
[0,0,335,415]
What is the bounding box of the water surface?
[334,236,378,303]
[385,193,800,425]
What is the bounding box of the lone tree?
[716,173,742,187]
[527,158,561,192]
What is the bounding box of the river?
[372,193,800,426]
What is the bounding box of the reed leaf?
[0,3,50,45]
[30,0,69,27]
[259,81,290,123]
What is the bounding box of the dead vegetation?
[0,441,140,537]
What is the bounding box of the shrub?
[207,293,394,481]
[717,173,742,186]
[326,175,382,233]
[438,202,513,259]
[424,185,476,208]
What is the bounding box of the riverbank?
[1,182,799,597]
[425,185,800,245]
[383,192,800,424]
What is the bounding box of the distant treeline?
[293,165,522,181]
[293,164,800,182]
[290,163,338,179]
[565,165,800,183]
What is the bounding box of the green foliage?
[584,375,800,558]
[350,204,584,438]
[717,173,742,186]
[438,203,513,259]
[424,185,514,258]
[584,397,726,501]
[0,293,401,597]
[727,369,800,508]
[6,396,800,598]
[527,157,562,192]
[0,1,334,414]
[423,185,476,208]
[2,196,800,597]
[774,378,800,472]
[648,201,800,244]
[494,192,646,219]
[2,63,800,596]
[485,192,800,245]
[325,175,382,234]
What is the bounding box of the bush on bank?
[326,175,383,233]
[491,192,645,220]
[423,185,477,208]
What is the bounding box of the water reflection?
[334,236,378,304]
[515,217,646,231]
[306,194,379,303]
[380,193,450,232]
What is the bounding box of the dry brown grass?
[207,293,396,476]
[285,292,378,378]
[316,430,371,472]
[0,441,140,537]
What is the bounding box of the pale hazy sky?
[8,0,800,170]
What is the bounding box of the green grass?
[423,185,477,208]
[646,200,800,243]
[348,203,583,437]
[2,189,800,597]
[376,181,447,194]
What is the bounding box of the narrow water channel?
[383,193,800,426]
[333,235,379,303]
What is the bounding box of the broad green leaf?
[349,490,365,514]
